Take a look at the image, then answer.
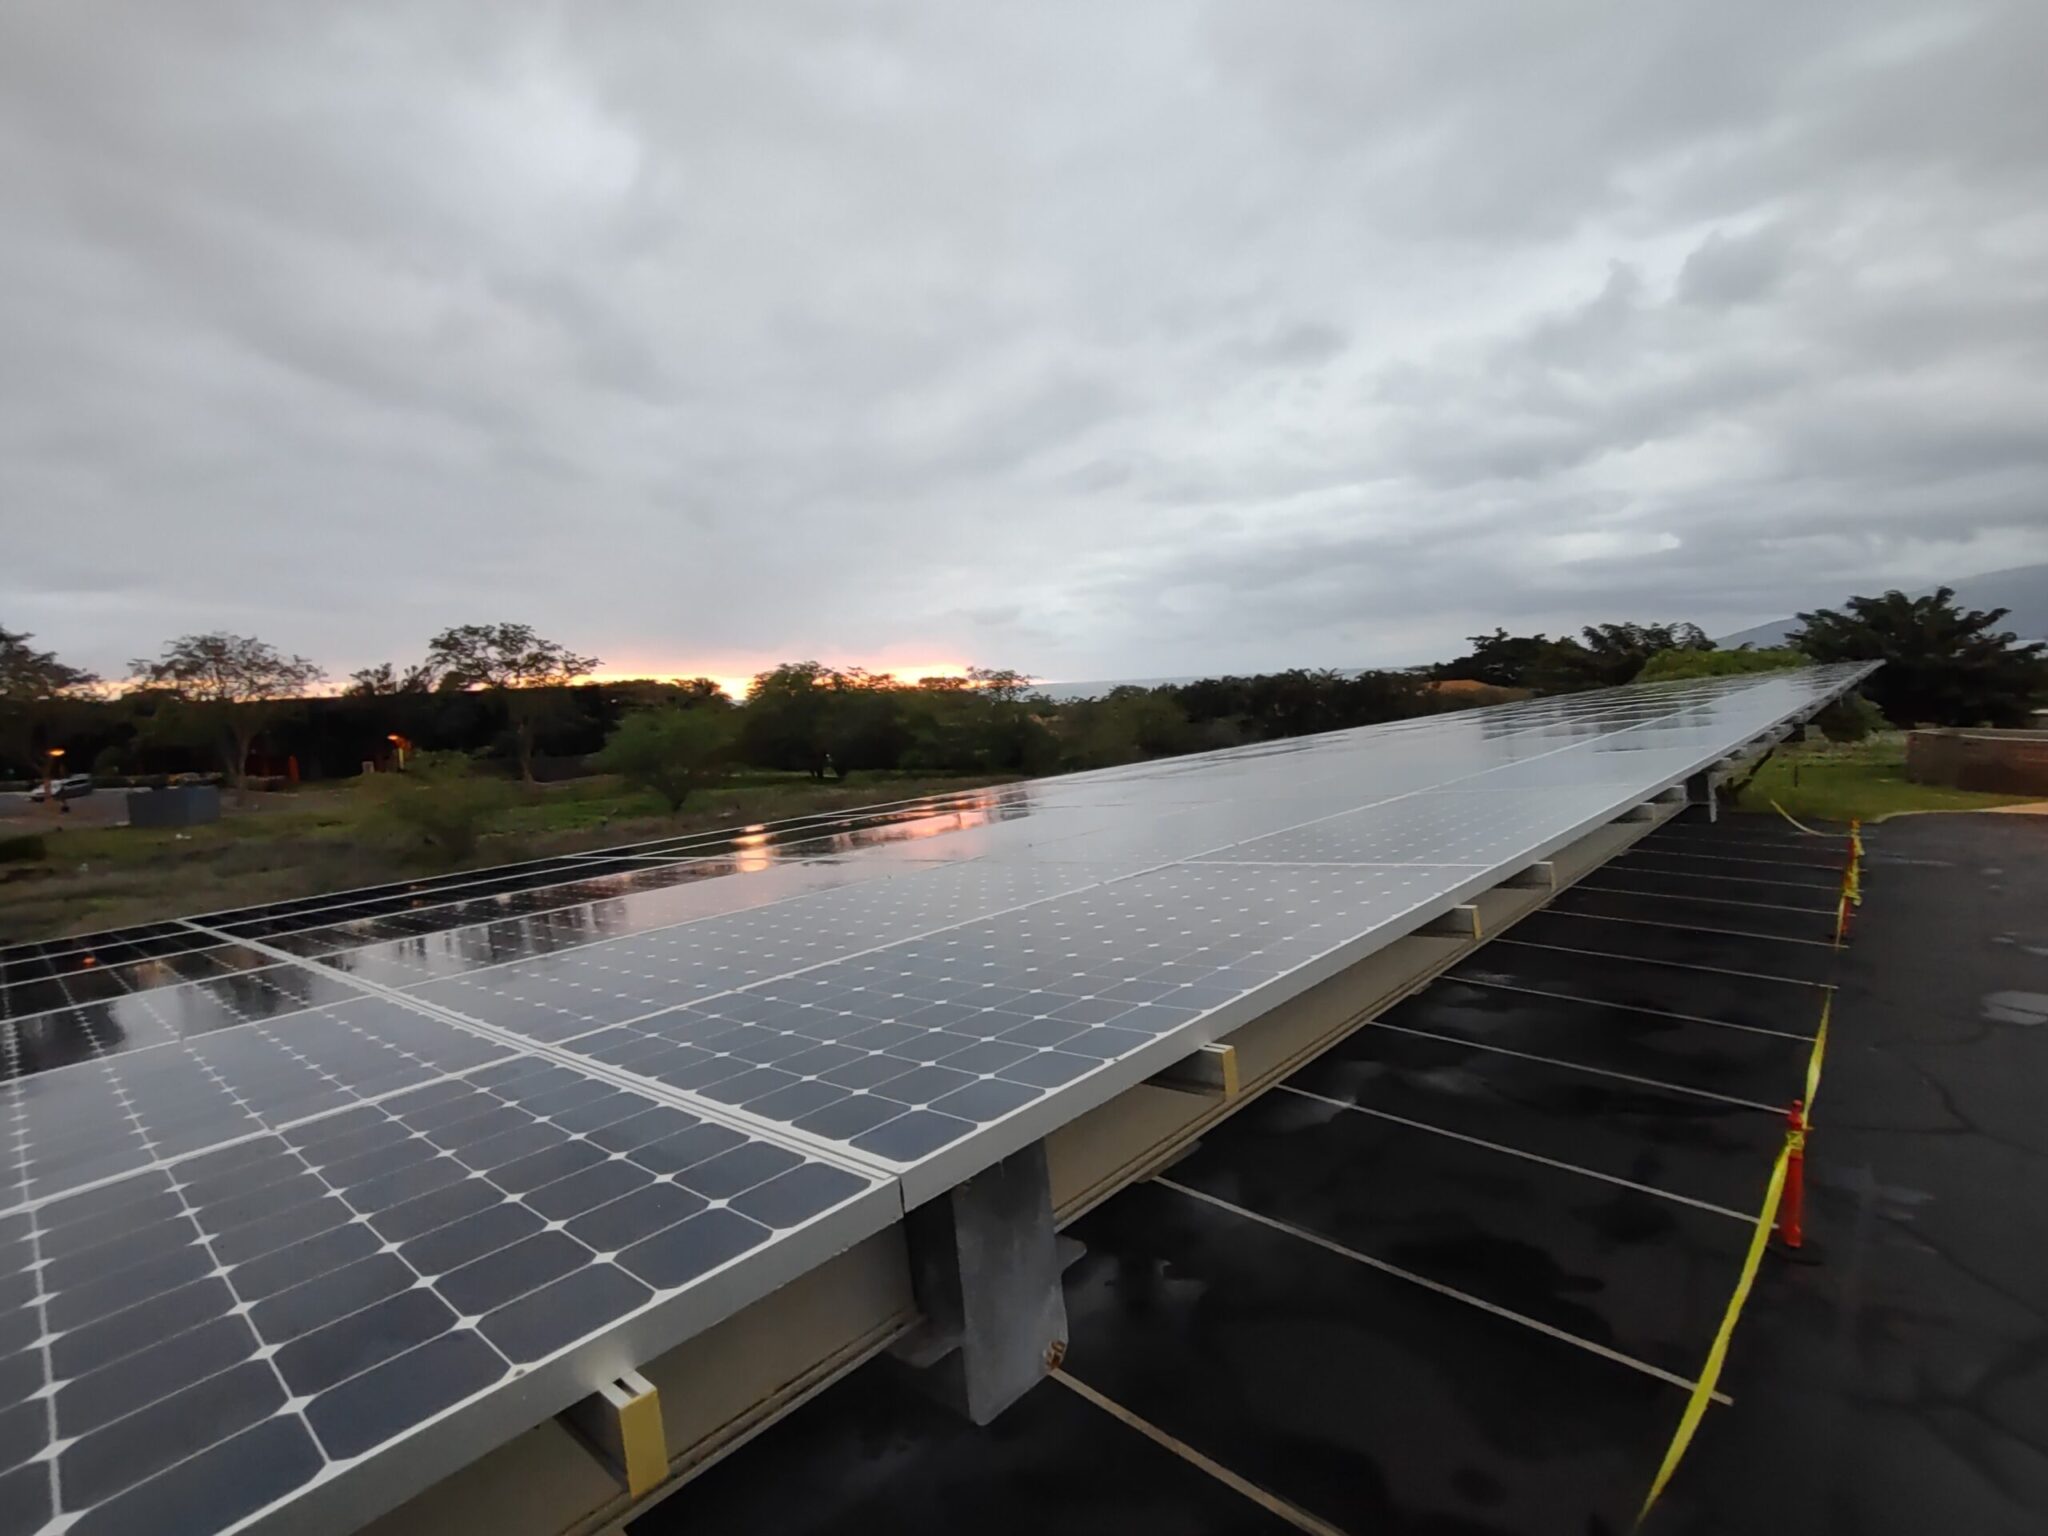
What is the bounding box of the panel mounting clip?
[1419,903,1482,940]
[559,1369,668,1499]
[1148,1041,1241,1098]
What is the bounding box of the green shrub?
[1813,692,1885,743]
[362,751,512,863]
[592,707,736,811]
[1637,647,1804,682]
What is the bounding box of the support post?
[1685,768,1719,823]
[1506,860,1557,891]
[892,1142,1068,1424]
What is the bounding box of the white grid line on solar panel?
[247,856,882,959]
[1,951,257,1024]
[0,667,1875,1536]
[1,1029,538,1221]
[4,672,1724,969]
[190,853,682,933]
[189,790,1035,943]
[0,932,238,996]
[361,677,1747,1139]
[1187,783,1656,866]
[1,960,367,1062]
[204,737,1494,957]
[392,664,1871,1200]
[542,789,1051,863]
[184,783,1036,927]
[553,860,1502,1180]
[0,668,1779,986]
[253,694,1672,993]
[357,712,1658,1020]
[317,860,1097,1003]
[479,696,1794,1163]
[279,768,1517,992]
[217,855,818,950]
[2,937,889,1211]
[213,808,1045,962]
[1,1003,889,1536]
[2,994,519,1207]
[0,672,1777,967]
[4,668,1845,1046]
[376,696,1720,1028]
[214,845,848,947]
[0,667,1851,1146]
[0,924,206,975]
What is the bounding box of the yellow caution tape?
[1766,800,1834,838]
[1635,1143,1792,1527]
[1806,993,1830,1111]
[1637,986,1834,1523]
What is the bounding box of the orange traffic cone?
[1779,1099,1808,1250]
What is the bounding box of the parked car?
[28,773,94,802]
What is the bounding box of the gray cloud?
[2,0,2045,686]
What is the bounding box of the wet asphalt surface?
[637,811,2038,1535]
[1653,812,2048,1536]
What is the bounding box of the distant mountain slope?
[1717,562,2048,649]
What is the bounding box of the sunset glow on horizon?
[588,658,985,700]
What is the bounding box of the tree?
[1577,622,1714,687]
[129,633,323,793]
[1438,622,1714,691]
[1436,629,1585,690]
[966,666,1033,702]
[1057,686,1195,769]
[1,626,98,700]
[1,626,100,776]
[423,623,600,782]
[344,661,436,697]
[668,677,731,705]
[592,707,736,811]
[739,662,843,775]
[1791,587,2048,726]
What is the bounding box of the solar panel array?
[0,663,1873,1536]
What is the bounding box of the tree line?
[3,587,2041,792]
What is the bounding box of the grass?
[0,770,1019,943]
[1732,732,2038,824]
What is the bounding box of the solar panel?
[0,663,1873,1535]
[1,998,891,1536]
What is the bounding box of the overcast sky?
[3,3,2045,689]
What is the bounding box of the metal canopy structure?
[0,663,1875,1536]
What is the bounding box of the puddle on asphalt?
[1981,990,2048,1026]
